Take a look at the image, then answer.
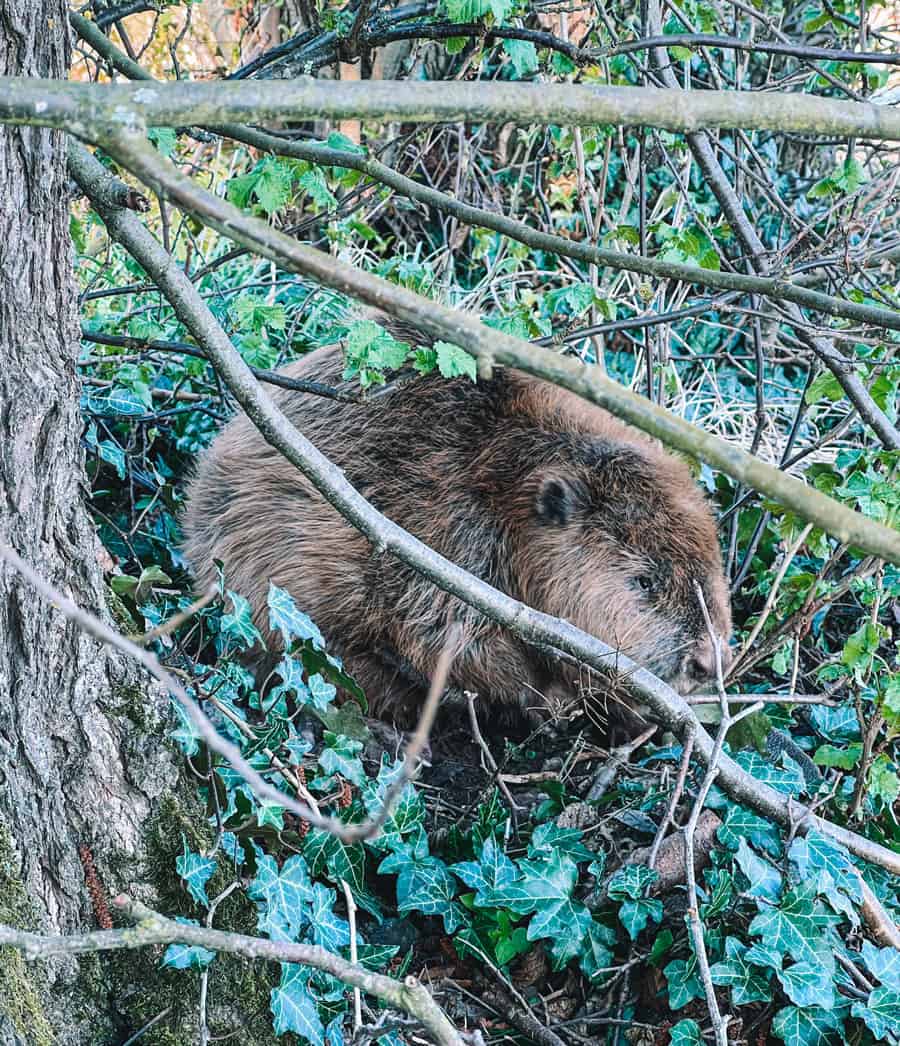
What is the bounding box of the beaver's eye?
[636,574,656,594]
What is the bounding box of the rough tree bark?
[0,3,179,1043]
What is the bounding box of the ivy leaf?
[318,733,365,787]
[851,986,900,1039]
[664,957,704,1010]
[710,936,774,1005]
[176,838,216,907]
[162,919,216,969]
[170,699,202,756]
[82,387,147,417]
[527,823,595,863]
[249,853,314,942]
[256,798,285,831]
[735,750,806,796]
[220,590,262,650]
[670,1019,703,1045]
[303,829,381,920]
[607,864,659,900]
[788,831,860,904]
[452,836,518,894]
[813,743,861,770]
[718,804,782,857]
[502,39,538,77]
[579,920,616,982]
[270,964,325,1044]
[860,941,900,990]
[771,1006,844,1046]
[84,422,127,479]
[805,371,845,405]
[749,882,840,967]
[308,673,337,712]
[477,850,592,957]
[735,838,783,901]
[777,962,836,1010]
[268,584,325,648]
[307,883,351,952]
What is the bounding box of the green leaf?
[749,881,840,967]
[813,743,861,770]
[270,964,325,1043]
[579,920,616,982]
[256,799,285,831]
[718,803,782,857]
[788,831,861,904]
[868,758,900,804]
[170,699,202,756]
[771,1006,844,1046]
[806,371,845,405]
[343,319,411,387]
[735,838,782,901]
[664,957,704,1009]
[268,584,325,648]
[249,853,314,942]
[669,1019,703,1045]
[229,158,293,215]
[176,838,216,907]
[527,823,595,863]
[502,39,538,78]
[852,986,900,1039]
[162,919,216,969]
[607,864,659,901]
[860,941,900,990]
[476,849,592,960]
[84,422,127,479]
[220,590,262,650]
[234,296,286,334]
[82,387,147,417]
[298,166,337,211]
[710,936,774,1005]
[777,962,836,1010]
[452,837,518,894]
[148,126,177,156]
[318,733,365,787]
[435,341,477,382]
[617,896,663,939]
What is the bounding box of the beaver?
[181,319,732,726]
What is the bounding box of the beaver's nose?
[686,637,732,683]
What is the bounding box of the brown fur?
[181,334,732,725]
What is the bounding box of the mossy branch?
[66,142,900,879]
[0,898,470,1046]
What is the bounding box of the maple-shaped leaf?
[248,853,314,942]
[710,936,774,1005]
[270,964,325,1043]
[749,881,841,966]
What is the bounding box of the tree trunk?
[0,3,176,1042]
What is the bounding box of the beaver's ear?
[535,474,589,526]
